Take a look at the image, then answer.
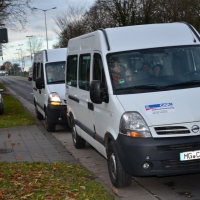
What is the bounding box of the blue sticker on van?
[145,103,175,115]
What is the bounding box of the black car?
[28,72,33,81]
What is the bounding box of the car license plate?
[180,150,200,161]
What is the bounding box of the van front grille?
[155,126,190,135]
[157,142,200,151]
[162,159,200,170]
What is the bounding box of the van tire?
[107,141,132,188]
[72,118,86,149]
[45,113,55,132]
[35,106,43,120]
[0,107,4,115]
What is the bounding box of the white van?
[33,48,67,132]
[66,22,200,188]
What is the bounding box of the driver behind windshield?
[109,57,125,84]
[47,67,57,82]
[152,64,163,77]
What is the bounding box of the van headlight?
[48,92,61,106]
[119,112,152,138]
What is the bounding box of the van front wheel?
[72,119,86,149]
[35,106,43,120]
[45,113,55,132]
[107,141,132,188]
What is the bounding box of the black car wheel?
[107,141,132,188]
[71,117,86,149]
[45,112,55,132]
[35,105,43,120]
[0,98,4,115]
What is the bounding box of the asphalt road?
[1,75,200,200]
[0,75,34,104]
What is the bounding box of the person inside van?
[125,68,132,83]
[141,62,150,73]
[47,67,57,82]
[109,58,125,84]
[153,64,163,77]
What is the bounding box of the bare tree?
[26,36,43,59]
[2,61,12,71]
[102,0,138,26]
[53,0,200,48]
[0,0,32,30]
[53,4,89,47]
[84,0,116,30]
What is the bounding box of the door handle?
[88,102,94,111]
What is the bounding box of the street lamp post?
[14,52,20,63]
[16,44,23,70]
[33,7,56,49]
[14,52,20,75]
[26,36,33,62]
[16,49,21,65]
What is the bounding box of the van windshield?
[107,45,200,94]
[46,62,65,84]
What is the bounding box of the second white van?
[33,48,67,132]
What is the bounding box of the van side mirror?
[36,77,44,89]
[90,80,108,104]
[0,28,8,43]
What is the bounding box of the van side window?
[67,55,77,87]
[33,62,37,81]
[93,53,106,88]
[79,54,91,91]
[41,63,45,88]
[36,63,40,77]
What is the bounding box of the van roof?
[34,48,67,63]
[68,22,200,53]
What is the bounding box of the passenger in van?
[152,64,163,77]
[141,62,150,73]
[47,67,57,82]
[125,68,132,82]
[110,58,125,84]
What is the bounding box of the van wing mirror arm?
[90,80,109,104]
[101,88,109,103]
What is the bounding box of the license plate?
[180,150,200,161]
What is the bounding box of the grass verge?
[0,162,115,200]
[0,82,36,128]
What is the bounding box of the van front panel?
[115,134,200,177]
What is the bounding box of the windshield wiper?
[166,80,200,87]
[117,84,167,90]
[49,80,65,84]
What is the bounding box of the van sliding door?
[77,54,95,147]
[92,53,109,157]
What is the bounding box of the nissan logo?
[191,125,199,133]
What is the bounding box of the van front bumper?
[115,134,200,177]
[46,104,67,125]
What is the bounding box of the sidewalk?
[0,124,78,164]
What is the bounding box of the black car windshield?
[46,61,65,84]
[107,45,200,94]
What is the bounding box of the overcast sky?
[1,0,96,68]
